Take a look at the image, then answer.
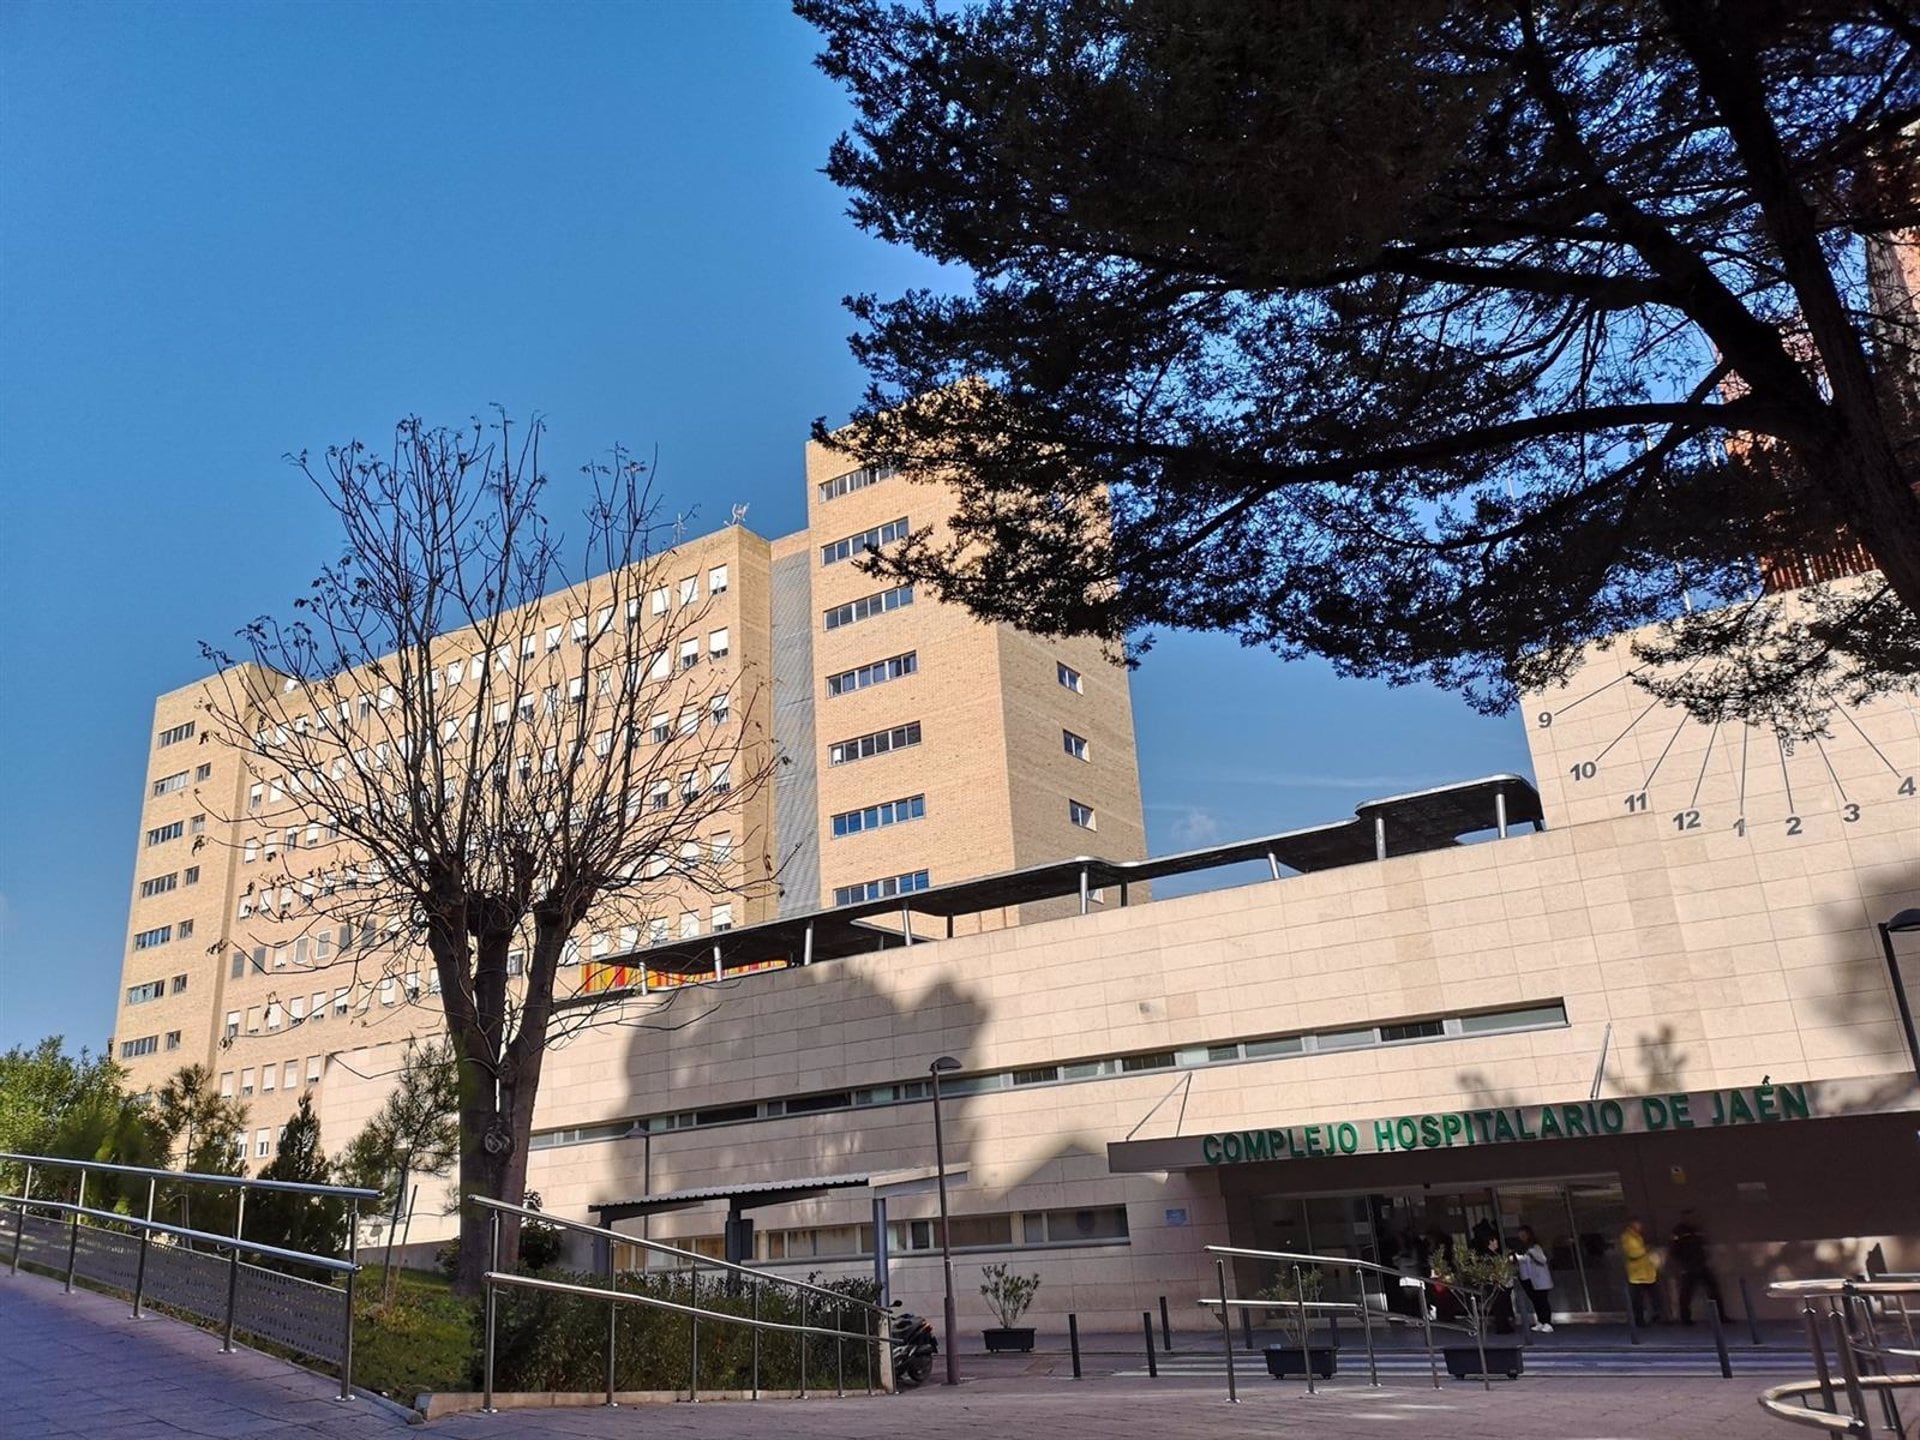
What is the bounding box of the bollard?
[1142,1312,1158,1378]
[1160,1294,1174,1351]
[1708,1297,1732,1378]
[1738,1277,1763,1345]
[1241,1304,1254,1350]
[1068,1313,1083,1380]
[1623,1260,1641,1345]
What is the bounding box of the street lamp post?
[930,1055,962,1386]
[1876,909,1920,1082]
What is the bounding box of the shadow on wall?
[596,958,991,1273]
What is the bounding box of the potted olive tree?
[980,1263,1042,1353]
[1438,1247,1525,1381]
[1259,1266,1337,1379]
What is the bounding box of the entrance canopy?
[590,1172,872,1224]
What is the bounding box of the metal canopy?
[589,1172,873,1223]
[586,773,1542,979]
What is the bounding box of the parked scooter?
[890,1304,938,1389]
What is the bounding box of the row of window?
[529,1002,1569,1152]
[139,866,200,897]
[156,721,196,748]
[650,1206,1131,1271]
[830,793,926,839]
[828,721,921,767]
[220,1055,325,1102]
[823,584,913,631]
[125,975,188,1006]
[118,1032,180,1059]
[817,464,896,502]
[821,516,909,567]
[132,924,181,950]
[832,868,931,906]
[826,650,916,698]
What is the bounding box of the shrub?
[978,1262,1041,1329]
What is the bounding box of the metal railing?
[470,1195,895,1409]
[0,1152,377,1399]
[1203,1245,1489,1397]
[1758,1276,1920,1437]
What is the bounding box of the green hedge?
[486,1269,882,1393]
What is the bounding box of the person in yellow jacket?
[1621,1216,1662,1326]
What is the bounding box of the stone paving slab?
[0,1269,412,1439]
[0,1265,1808,1439]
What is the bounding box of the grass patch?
[353,1267,478,1403]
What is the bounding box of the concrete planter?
[1443,1344,1525,1380]
[982,1327,1036,1353]
[1263,1344,1338,1380]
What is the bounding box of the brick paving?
[0,1266,1803,1439]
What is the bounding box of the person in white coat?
[1514,1224,1554,1333]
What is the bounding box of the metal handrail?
[470,1195,891,1409]
[1762,1277,1919,1437]
[1206,1243,1464,1394]
[0,1151,379,1201]
[2,1152,370,1400]
[469,1194,891,1319]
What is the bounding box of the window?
[290,996,306,1023]
[247,783,263,813]
[649,782,671,811]
[678,706,699,737]
[333,988,350,1018]
[828,721,922,767]
[649,648,670,680]
[709,761,731,794]
[165,1031,182,1052]
[679,638,700,671]
[817,464,895,501]
[831,793,926,838]
[189,815,205,836]
[266,1002,283,1031]
[1121,1052,1174,1073]
[255,1129,272,1159]
[177,918,194,940]
[139,873,178,898]
[711,904,734,932]
[545,624,563,653]
[571,616,589,644]
[679,911,701,939]
[184,865,200,886]
[152,770,189,797]
[1069,799,1096,829]
[1458,1002,1568,1034]
[821,516,909,566]
[171,974,187,994]
[826,651,916,697]
[284,1060,300,1090]
[145,822,183,848]
[1063,730,1089,761]
[132,925,172,950]
[1379,1019,1446,1043]
[119,1035,158,1059]
[648,712,670,744]
[219,1072,235,1099]
[833,869,931,906]
[307,1055,322,1084]
[677,575,699,607]
[650,587,669,616]
[709,693,730,726]
[708,564,729,593]
[224,1012,240,1041]
[823,585,914,631]
[594,605,613,635]
[127,980,165,1006]
[708,627,729,659]
[1057,662,1084,693]
[157,721,196,747]
[710,832,734,863]
[680,770,700,802]
[195,763,213,782]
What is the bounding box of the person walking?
[1669,1211,1725,1325]
[1514,1224,1555,1333]
[1621,1216,1662,1326]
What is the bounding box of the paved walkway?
[0,1267,1805,1439]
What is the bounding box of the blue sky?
[0,1,1532,1056]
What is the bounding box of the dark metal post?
[1142,1312,1158,1378]
[1241,1304,1254,1350]
[1419,1281,1441,1389]
[1068,1313,1082,1379]
[482,1209,500,1413]
[132,1176,155,1320]
[836,1300,846,1397]
[1296,1265,1317,1396]
[222,1184,246,1351]
[930,1062,960,1387]
[688,1263,700,1403]
[1160,1294,1174,1351]
[1624,1258,1641,1345]
[340,1197,358,1402]
[1805,1304,1836,1413]
[1469,1295,1490,1394]
[64,1171,86,1293]
[1217,1259,1238,1405]
[1829,1310,1870,1432]
[1739,1276,1763,1345]
[604,1243,619,1407]
[1708,1298,1732,1378]
[800,1289,809,1398]
[1359,1272,1379,1388]
[9,1163,31,1275]
[751,1278,761,1399]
